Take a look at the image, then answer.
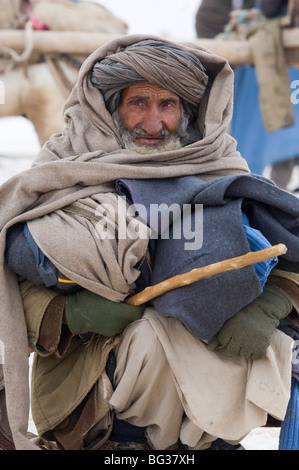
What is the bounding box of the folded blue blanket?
[241,213,278,288]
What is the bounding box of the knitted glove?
[65,289,145,337]
[208,285,293,360]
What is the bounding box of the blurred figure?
[258,0,299,189]
[259,0,288,18]
[196,0,299,190]
[195,0,255,38]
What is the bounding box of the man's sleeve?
[19,277,73,358]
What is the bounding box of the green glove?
[208,285,293,360]
[65,289,145,337]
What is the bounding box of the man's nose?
[141,107,163,135]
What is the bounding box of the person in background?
[259,0,288,18]
[195,0,255,38]
[259,0,299,189]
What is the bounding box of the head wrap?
[90,39,209,115]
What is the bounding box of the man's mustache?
[131,127,170,139]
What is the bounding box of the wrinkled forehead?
[120,82,181,104]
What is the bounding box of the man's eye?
[131,100,144,107]
[162,101,175,108]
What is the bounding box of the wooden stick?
[125,243,287,306]
[1,28,299,64]
[0,30,121,56]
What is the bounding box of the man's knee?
[116,316,161,364]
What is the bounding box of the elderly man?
[0,36,298,452]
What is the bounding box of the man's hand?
[65,289,145,337]
[208,285,293,360]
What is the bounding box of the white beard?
[112,110,189,155]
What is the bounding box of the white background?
[87,0,201,41]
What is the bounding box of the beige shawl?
[0,34,250,450]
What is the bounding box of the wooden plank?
[194,28,299,65]
[0,30,121,55]
[193,38,253,65]
[1,29,299,65]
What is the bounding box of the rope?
[0,21,34,64]
[44,54,81,98]
[0,1,80,93]
[25,0,49,30]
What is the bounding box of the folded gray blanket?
[116,174,299,339]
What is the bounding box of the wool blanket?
[116,174,299,339]
[0,34,251,449]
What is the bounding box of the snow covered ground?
[0,117,40,184]
[0,116,285,450]
[242,427,280,451]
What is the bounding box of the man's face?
[115,82,188,154]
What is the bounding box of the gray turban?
[90,40,209,116]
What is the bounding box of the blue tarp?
[231,66,299,174]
